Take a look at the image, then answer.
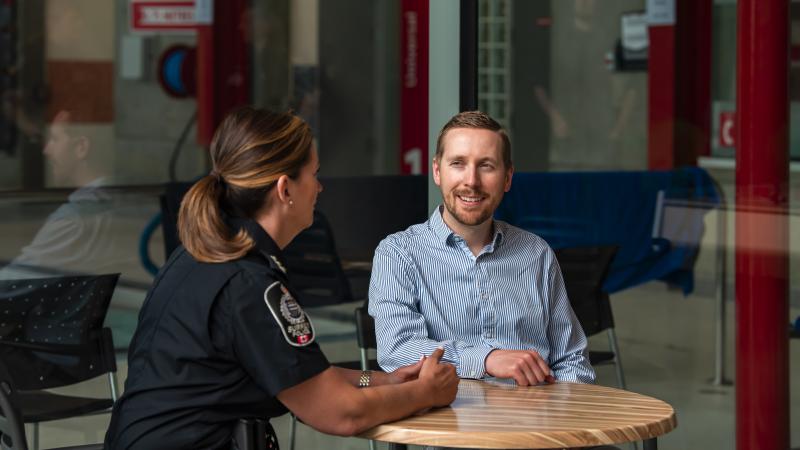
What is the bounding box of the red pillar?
[735,0,790,449]
[647,23,676,170]
[196,0,251,146]
[399,0,429,175]
[648,0,712,169]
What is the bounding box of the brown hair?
[178,107,313,263]
[434,110,512,168]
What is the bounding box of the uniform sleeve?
[545,250,596,383]
[226,271,330,397]
[369,240,494,378]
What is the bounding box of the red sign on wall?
[399,0,429,175]
[719,111,736,148]
[130,1,197,33]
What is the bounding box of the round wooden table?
[359,380,677,449]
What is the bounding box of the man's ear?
[432,158,442,186]
[504,165,514,192]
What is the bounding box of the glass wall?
[0,1,796,448]
[0,0,403,349]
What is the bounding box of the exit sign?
[130,1,199,34]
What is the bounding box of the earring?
[289,200,294,206]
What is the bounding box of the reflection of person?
[535,0,640,148]
[370,111,594,386]
[104,107,458,449]
[0,110,121,278]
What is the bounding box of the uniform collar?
[227,216,289,275]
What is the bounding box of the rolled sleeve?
[457,346,494,379]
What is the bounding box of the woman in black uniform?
[104,107,459,450]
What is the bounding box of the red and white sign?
[719,111,736,148]
[130,1,198,33]
[399,0,429,175]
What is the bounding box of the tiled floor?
[26,280,800,450]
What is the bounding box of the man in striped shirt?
[369,111,594,385]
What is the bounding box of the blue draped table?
[495,167,722,295]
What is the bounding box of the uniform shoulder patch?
[263,281,315,347]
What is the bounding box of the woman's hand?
[387,357,425,384]
[417,347,459,407]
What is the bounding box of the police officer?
[104,107,459,450]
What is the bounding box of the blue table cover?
[495,167,721,294]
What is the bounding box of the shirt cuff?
[456,346,494,379]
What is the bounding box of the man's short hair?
[434,110,512,169]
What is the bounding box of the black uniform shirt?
[105,218,330,450]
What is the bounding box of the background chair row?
[0,274,119,450]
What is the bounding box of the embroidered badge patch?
[263,281,315,347]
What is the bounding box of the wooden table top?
[360,380,677,449]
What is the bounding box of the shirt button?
[481,292,488,299]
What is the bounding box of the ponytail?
[177,175,254,263]
[176,107,313,263]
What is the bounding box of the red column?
[196,0,251,146]
[648,0,712,169]
[735,0,790,449]
[647,24,675,170]
[399,0,429,175]
[675,0,712,162]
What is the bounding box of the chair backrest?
[0,360,29,450]
[554,246,618,337]
[0,274,119,391]
[160,183,357,307]
[313,175,428,261]
[160,182,194,260]
[283,211,354,307]
[354,306,376,351]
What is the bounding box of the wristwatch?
[358,370,372,388]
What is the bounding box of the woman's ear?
[275,175,291,204]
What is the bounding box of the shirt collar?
[428,205,506,250]
[227,216,289,275]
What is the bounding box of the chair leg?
[33,422,39,450]
[607,328,627,389]
[108,372,120,402]
[289,413,297,450]
[360,348,376,450]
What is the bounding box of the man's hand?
[485,349,555,386]
[417,348,459,407]
[388,357,425,384]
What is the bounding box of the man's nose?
[463,166,480,187]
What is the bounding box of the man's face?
[433,127,512,229]
[43,118,80,186]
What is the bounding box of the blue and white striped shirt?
[369,207,595,383]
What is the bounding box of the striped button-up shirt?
[369,207,595,383]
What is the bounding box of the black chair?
[0,274,120,450]
[282,211,364,307]
[554,246,626,389]
[0,360,104,450]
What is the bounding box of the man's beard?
[443,189,494,227]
